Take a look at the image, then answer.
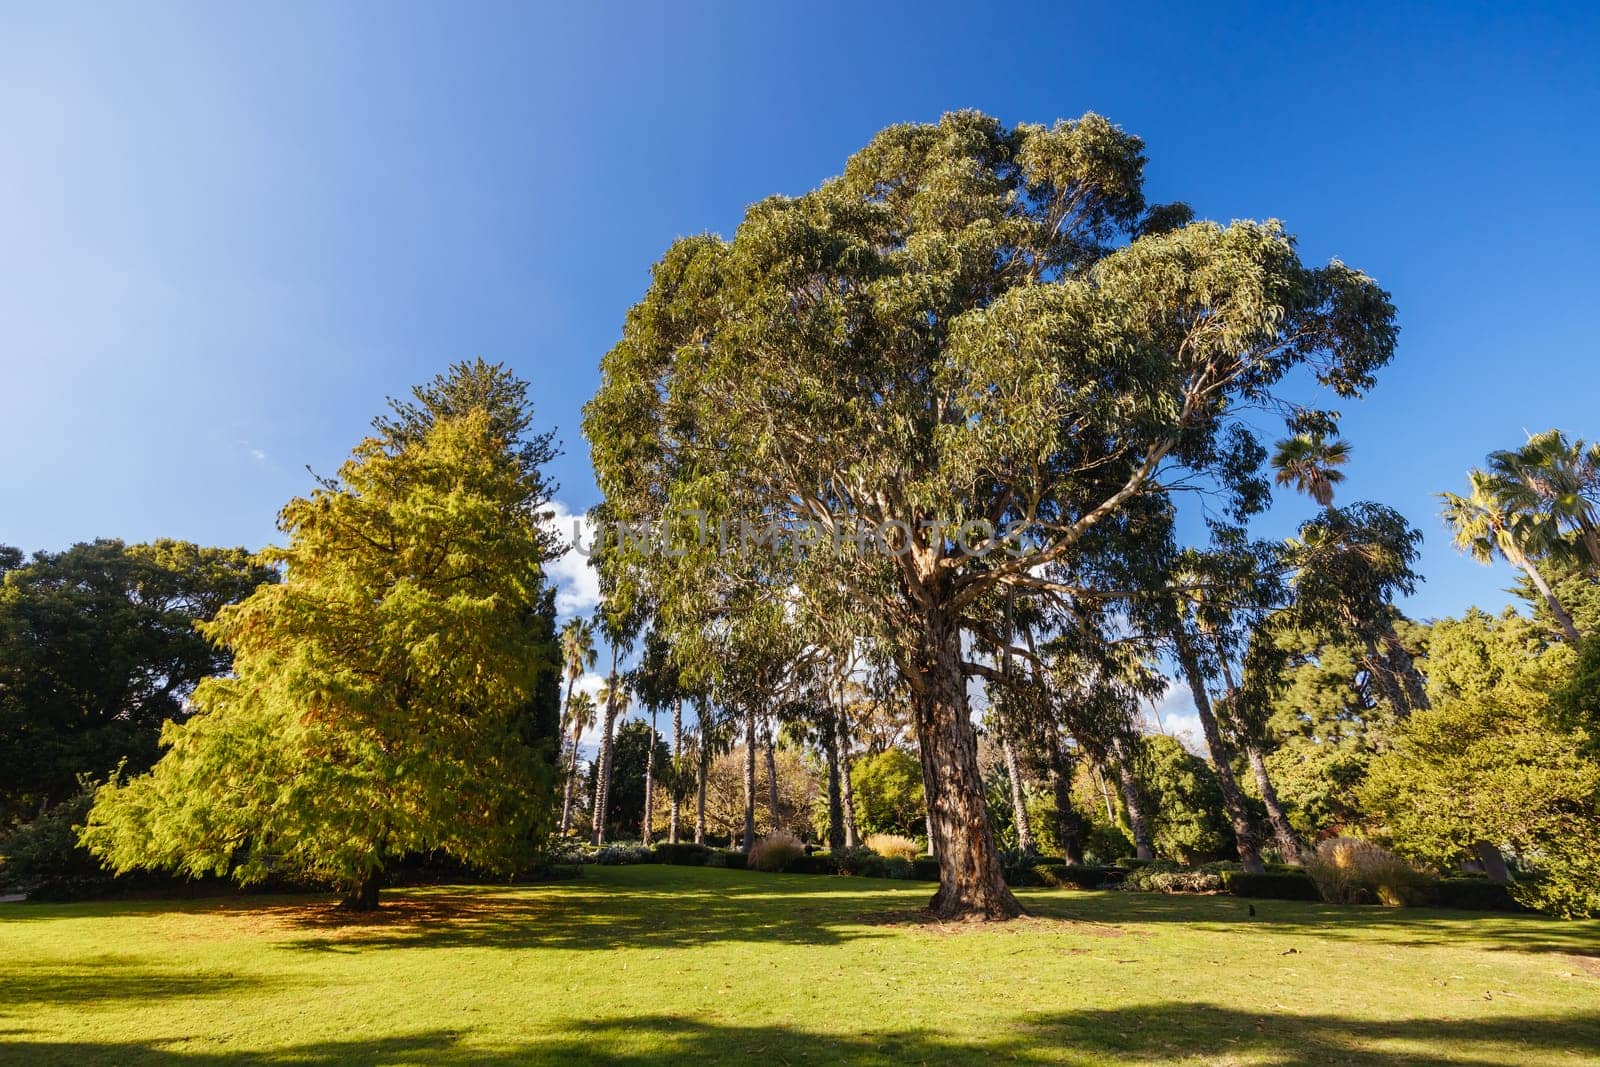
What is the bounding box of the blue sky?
[4,1,1599,664]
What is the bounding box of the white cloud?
[1139,679,1207,757]
[543,500,601,618]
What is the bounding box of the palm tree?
[1287,504,1430,715]
[1441,470,1581,643]
[591,666,626,845]
[557,617,598,835]
[558,691,597,835]
[1487,429,1600,573]
[1271,434,1352,507]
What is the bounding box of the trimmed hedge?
[1222,870,1320,901]
[651,842,712,866]
[1429,878,1526,912]
[1035,864,1124,890]
[706,849,748,870]
[784,853,838,876]
[910,857,940,881]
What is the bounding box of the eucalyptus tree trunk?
[1109,735,1154,861]
[1361,633,1414,717]
[1213,646,1302,865]
[1001,734,1035,855]
[824,715,845,850]
[835,709,859,849]
[742,706,757,852]
[642,705,658,846]
[1245,743,1302,865]
[1172,626,1264,874]
[695,709,709,846]
[764,718,781,831]
[1046,732,1084,865]
[905,610,1022,920]
[669,697,683,845]
[1095,764,1116,825]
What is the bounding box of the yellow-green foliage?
[748,830,805,873]
[81,376,560,900]
[1304,837,1424,906]
[864,833,917,861]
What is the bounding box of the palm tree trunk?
[669,697,683,845]
[835,709,858,849]
[1512,546,1583,644]
[592,646,619,846]
[642,706,657,846]
[1173,626,1264,874]
[1001,733,1035,855]
[557,672,578,833]
[764,719,781,832]
[1109,736,1154,861]
[559,725,582,835]
[742,706,757,851]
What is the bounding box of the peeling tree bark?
[905,610,1023,920]
[1110,737,1154,861]
[1173,626,1264,875]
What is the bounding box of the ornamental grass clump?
[1305,837,1425,905]
[865,834,918,862]
[748,831,806,873]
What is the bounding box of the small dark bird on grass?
[1248,904,1257,917]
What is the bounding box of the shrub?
[1120,861,1238,895]
[1305,837,1424,905]
[883,857,913,880]
[593,845,653,866]
[0,785,115,900]
[651,842,711,866]
[705,848,748,870]
[910,857,941,881]
[1435,877,1525,912]
[748,831,806,873]
[865,833,918,862]
[784,852,838,876]
[1223,870,1320,900]
[1035,864,1123,890]
[833,845,887,878]
[1083,823,1134,866]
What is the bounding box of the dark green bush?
[910,857,940,881]
[650,842,711,866]
[706,849,748,870]
[783,853,838,876]
[0,783,116,900]
[1433,878,1526,912]
[833,845,886,877]
[883,857,913,880]
[1034,864,1123,890]
[1222,870,1320,901]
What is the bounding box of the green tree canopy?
[0,539,275,825]
[82,368,562,908]
[586,110,1397,918]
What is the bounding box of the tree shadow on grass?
[1,956,285,1012]
[269,867,913,954]
[4,1004,1598,1065]
[1018,888,1600,958]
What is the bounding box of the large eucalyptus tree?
[585,112,1397,919]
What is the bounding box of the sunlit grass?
[3,864,1598,1064]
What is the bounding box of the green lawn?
[3,865,1598,1065]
